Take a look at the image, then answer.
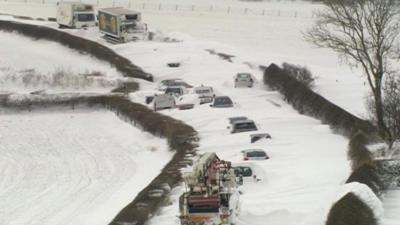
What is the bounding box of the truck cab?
[98,7,148,42]
[56,2,96,29]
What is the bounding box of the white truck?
[56,2,96,29]
[98,7,148,43]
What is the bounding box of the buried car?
[229,119,258,134]
[176,94,200,110]
[153,93,175,111]
[250,133,272,143]
[232,162,262,185]
[165,86,189,97]
[194,85,215,104]
[234,73,254,88]
[228,116,248,125]
[210,96,233,108]
[242,149,269,161]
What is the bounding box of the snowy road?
[119,39,351,225]
[0,110,171,225]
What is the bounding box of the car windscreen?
[229,117,247,123]
[234,122,256,130]
[166,88,181,94]
[237,73,250,78]
[195,89,210,94]
[125,14,139,20]
[247,151,266,157]
[77,14,95,22]
[234,166,253,177]
[214,97,232,105]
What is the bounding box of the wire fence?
[0,0,317,18]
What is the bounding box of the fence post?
[175,4,178,11]
[209,5,213,12]
[227,7,230,14]
[158,3,161,10]
[142,2,145,9]
[244,8,248,14]
[262,9,265,15]
[278,10,280,16]
[294,11,297,18]
[191,5,194,11]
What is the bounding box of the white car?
[234,73,254,88]
[153,93,176,111]
[194,85,215,104]
[232,162,263,185]
[176,94,200,110]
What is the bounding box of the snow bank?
[335,182,384,219]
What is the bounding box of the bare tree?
[304,0,400,143]
[382,75,400,145]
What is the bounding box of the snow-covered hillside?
[0,109,171,225]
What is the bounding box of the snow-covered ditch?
[0,109,171,225]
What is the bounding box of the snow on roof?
[99,7,141,16]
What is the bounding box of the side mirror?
[209,104,213,107]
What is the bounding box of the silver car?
[234,73,254,88]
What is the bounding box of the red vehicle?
[179,153,240,225]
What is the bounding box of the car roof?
[228,116,248,123]
[250,133,270,138]
[161,78,182,81]
[215,96,231,99]
[166,86,185,89]
[195,86,212,89]
[242,149,266,153]
[232,119,255,124]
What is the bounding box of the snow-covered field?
[0,30,122,94]
[0,109,171,225]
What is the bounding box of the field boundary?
[262,63,383,225]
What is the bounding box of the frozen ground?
[0,109,171,225]
[0,30,122,94]
[0,0,369,116]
